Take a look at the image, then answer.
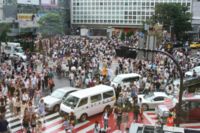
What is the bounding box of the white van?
[60,84,116,121]
[1,42,27,61]
[111,73,141,88]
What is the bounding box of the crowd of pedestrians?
[0,34,199,132]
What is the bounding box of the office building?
[71,0,192,36]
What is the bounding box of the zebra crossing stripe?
[45,120,90,133]
[77,124,95,133]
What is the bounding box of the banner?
[17,0,39,5]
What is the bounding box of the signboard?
[17,0,39,5]
[17,13,35,21]
[41,0,58,6]
[17,13,39,28]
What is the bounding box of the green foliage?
[120,32,125,41]
[152,3,192,40]
[0,23,11,42]
[38,12,64,37]
[126,31,134,38]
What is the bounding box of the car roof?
[69,84,114,99]
[183,95,200,101]
[115,73,141,79]
[153,92,168,97]
[56,87,80,93]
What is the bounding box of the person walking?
[30,113,37,133]
[38,99,46,123]
[116,107,122,130]
[103,109,109,131]
[166,114,174,127]
[133,103,140,122]
[94,121,100,133]
[0,114,9,133]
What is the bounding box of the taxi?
[190,42,200,49]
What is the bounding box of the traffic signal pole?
[116,47,183,127]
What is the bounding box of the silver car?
[137,92,171,111]
[43,87,80,112]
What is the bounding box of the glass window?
[91,94,102,103]
[153,97,164,101]
[78,98,88,107]
[103,91,114,99]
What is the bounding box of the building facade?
[192,0,200,40]
[71,0,192,36]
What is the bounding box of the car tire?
[80,113,88,122]
[53,105,60,112]
[142,104,149,111]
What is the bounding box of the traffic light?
[115,46,137,59]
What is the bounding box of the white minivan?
[111,73,141,88]
[60,84,116,121]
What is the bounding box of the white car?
[137,92,171,111]
[185,66,200,77]
[111,73,141,88]
[43,87,80,112]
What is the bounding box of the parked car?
[137,92,171,111]
[185,66,200,77]
[190,42,200,49]
[43,87,80,112]
[111,73,141,88]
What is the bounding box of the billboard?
[41,0,58,6]
[17,13,39,28]
[17,0,39,5]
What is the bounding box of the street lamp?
[116,46,184,127]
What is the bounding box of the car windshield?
[113,76,122,83]
[15,47,24,53]
[144,93,154,99]
[51,90,65,99]
[63,96,79,108]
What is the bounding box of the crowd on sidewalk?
[0,35,199,133]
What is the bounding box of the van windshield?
[63,96,79,108]
[15,47,24,53]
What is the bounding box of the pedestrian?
[35,121,43,133]
[0,97,6,118]
[0,114,9,133]
[48,78,55,93]
[116,107,122,130]
[94,121,100,133]
[133,103,140,122]
[8,98,14,115]
[122,110,129,131]
[22,114,30,133]
[15,97,21,117]
[103,109,109,131]
[63,114,70,132]
[38,99,46,123]
[166,114,174,127]
[29,113,37,133]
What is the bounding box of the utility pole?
[116,46,184,127]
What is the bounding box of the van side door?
[76,97,89,118]
[90,94,103,115]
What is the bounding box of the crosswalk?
[143,111,200,129]
[5,104,118,133]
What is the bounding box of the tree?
[0,23,11,42]
[120,32,125,41]
[38,12,64,37]
[152,3,192,40]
